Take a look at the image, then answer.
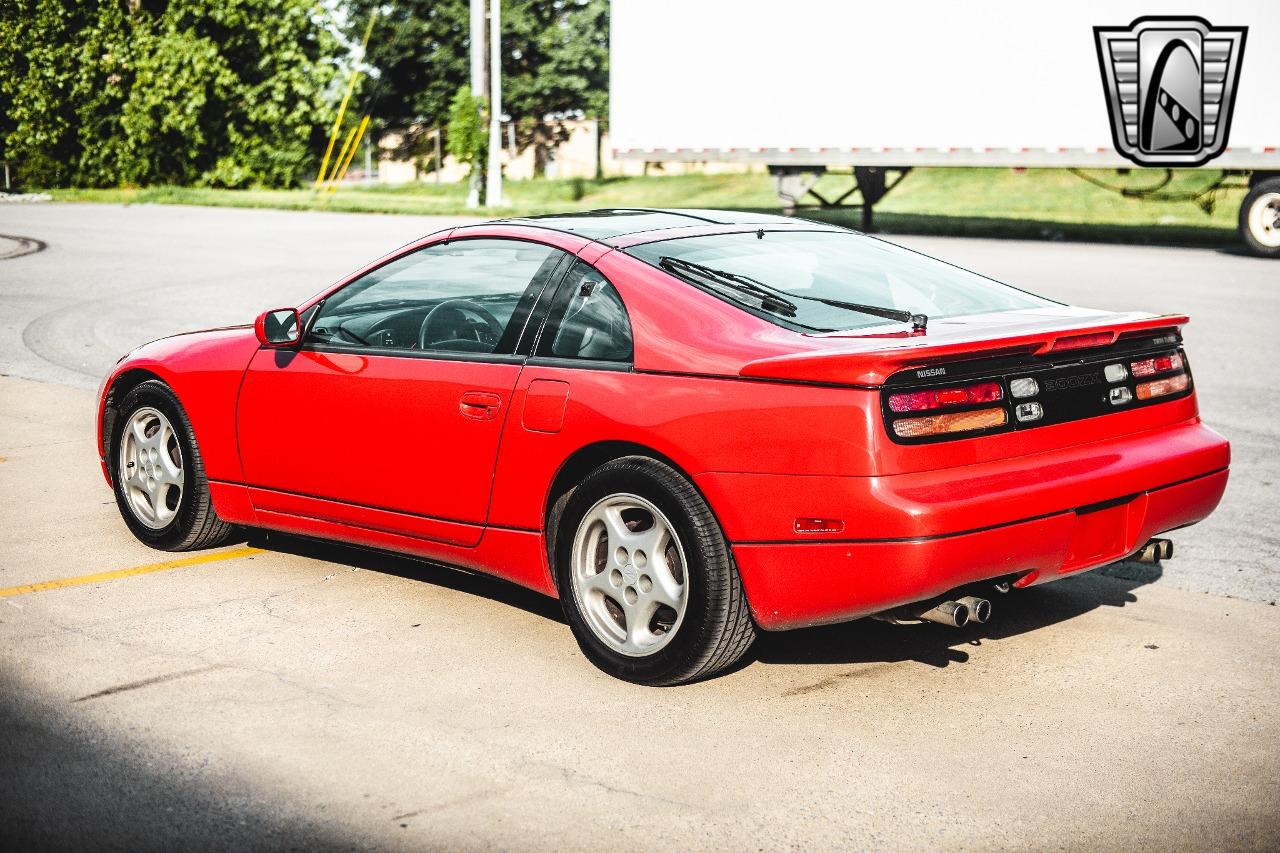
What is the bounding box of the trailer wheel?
[1239,176,1280,258]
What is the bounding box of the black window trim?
[525,355,633,373]
[295,235,573,365]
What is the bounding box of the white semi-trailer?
[610,0,1280,255]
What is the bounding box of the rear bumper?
[703,420,1229,630]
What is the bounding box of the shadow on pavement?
[248,529,1165,677]
[246,529,567,625]
[751,563,1164,671]
[0,674,354,852]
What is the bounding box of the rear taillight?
[887,381,1003,413]
[1136,373,1189,400]
[1130,353,1184,377]
[892,407,1007,438]
[885,345,1191,443]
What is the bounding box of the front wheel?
[1239,177,1280,259]
[110,380,238,551]
[555,457,755,685]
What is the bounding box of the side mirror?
[255,307,301,348]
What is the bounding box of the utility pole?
[486,0,504,206]
[467,0,486,208]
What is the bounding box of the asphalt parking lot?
[2,202,1279,850]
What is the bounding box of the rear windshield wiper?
[658,256,801,320]
[658,256,927,331]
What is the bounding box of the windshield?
[626,230,1056,332]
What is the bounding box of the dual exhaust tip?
[1134,538,1174,564]
[917,595,991,628]
[876,595,992,628]
[877,538,1175,628]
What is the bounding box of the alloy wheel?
[118,406,185,529]
[569,493,689,657]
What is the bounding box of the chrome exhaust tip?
[916,600,970,628]
[1135,538,1173,564]
[956,596,992,624]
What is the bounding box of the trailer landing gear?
[769,165,910,232]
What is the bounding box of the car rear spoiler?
[739,314,1190,387]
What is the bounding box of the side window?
[537,260,633,363]
[308,239,565,356]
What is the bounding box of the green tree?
[445,85,487,191]
[503,0,608,176]
[0,0,96,186]
[0,0,338,188]
[346,0,608,178]
[344,0,470,135]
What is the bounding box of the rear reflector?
[888,381,1004,413]
[892,407,1007,438]
[1051,332,1114,352]
[794,518,845,534]
[1130,353,1184,377]
[1136,373,1189,400]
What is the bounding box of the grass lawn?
[47,168,1247,246]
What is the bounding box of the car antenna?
[756,229,765,239]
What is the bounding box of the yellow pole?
[328,115,372,193]
[325,124,359,188]
[315,12,377,189]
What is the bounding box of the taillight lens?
[1130,353,1184,377]
[892,407,1007,438]
[888,381,1003,413]
[1136,373,1189,400]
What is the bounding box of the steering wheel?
[418,299,503,351]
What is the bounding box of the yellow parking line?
[0,546,263,599]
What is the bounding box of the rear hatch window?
[626,230,1055,333]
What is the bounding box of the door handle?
[459,391,503,420]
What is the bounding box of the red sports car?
[97,209,1229,684]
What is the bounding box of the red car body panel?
[96,326,260,485]
[235,347,523,544]
[97,215,1231,629]
[734,467,1227,629]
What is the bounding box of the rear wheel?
[111,380,237,551]
[555,457,755,685]
[1239,176,1280,258]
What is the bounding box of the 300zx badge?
[1042,373,1100,392]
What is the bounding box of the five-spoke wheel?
[111,380,237,551]
[555,456,755,685]
[570,493,688,657]
[118,406,185,529]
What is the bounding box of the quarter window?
[538,260,633,363]
[308,239,566,355]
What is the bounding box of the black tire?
[110,380,238,551]
[1238,176,1280,259]
[554,456,755,685]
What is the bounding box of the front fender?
[97,326,261,486]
